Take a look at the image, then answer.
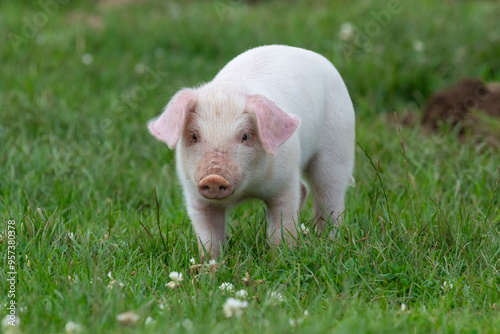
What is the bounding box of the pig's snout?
[198,174,234,199]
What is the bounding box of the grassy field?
[1,0,500,333]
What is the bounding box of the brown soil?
[422,78,500,132]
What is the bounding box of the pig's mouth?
[197,174,235,200]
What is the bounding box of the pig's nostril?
[198,174,233,199]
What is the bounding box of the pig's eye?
[241,134,250,142]
[190,133,198,142]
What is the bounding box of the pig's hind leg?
[305,151,351,237]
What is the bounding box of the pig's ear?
[247,94,299,156]
[148,89,197,149]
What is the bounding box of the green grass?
[1,0,500,333]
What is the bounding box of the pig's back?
[214,45,340,97]
[213,45,355,168]
[213,44,353,123]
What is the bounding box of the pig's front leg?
[186,199,226,259]
[265,183,301,247]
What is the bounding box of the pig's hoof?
[198,174,233,199]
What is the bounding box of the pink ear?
[148,89,197,149]
[247,94,299,156]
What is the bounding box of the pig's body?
[149,45,355,258]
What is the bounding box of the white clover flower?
[289,310,308,327]
[268,291,284,304]
[181,318,193,330]
[235,289,248,298]
[208,259,217,266]
[2,315,20,329]
[134,63,147,74]
[65,321,82,334]
[166,271,183,289]
[116,311,140,326]
[107,273,125,289]
[222,298,248,318]
[158,303,165,310]
[109,280,125,288]
[189,257,196,265]
[300,223,309,235]
[338,22,356,41]
[169,272,183,283]
[441,281,453,292]
[219,282,234,293]
[2,315,20,334]
[145,316,155,326]
[166,281,178,289]
[401,303,407,311]
[289,318,304,327]
[67,232,75,240]
[412,39,425,53]
[81,53,93,65]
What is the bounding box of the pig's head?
[148,85,299,201]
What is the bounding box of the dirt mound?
[422,79,500,132]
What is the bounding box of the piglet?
[148,45,355,258]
